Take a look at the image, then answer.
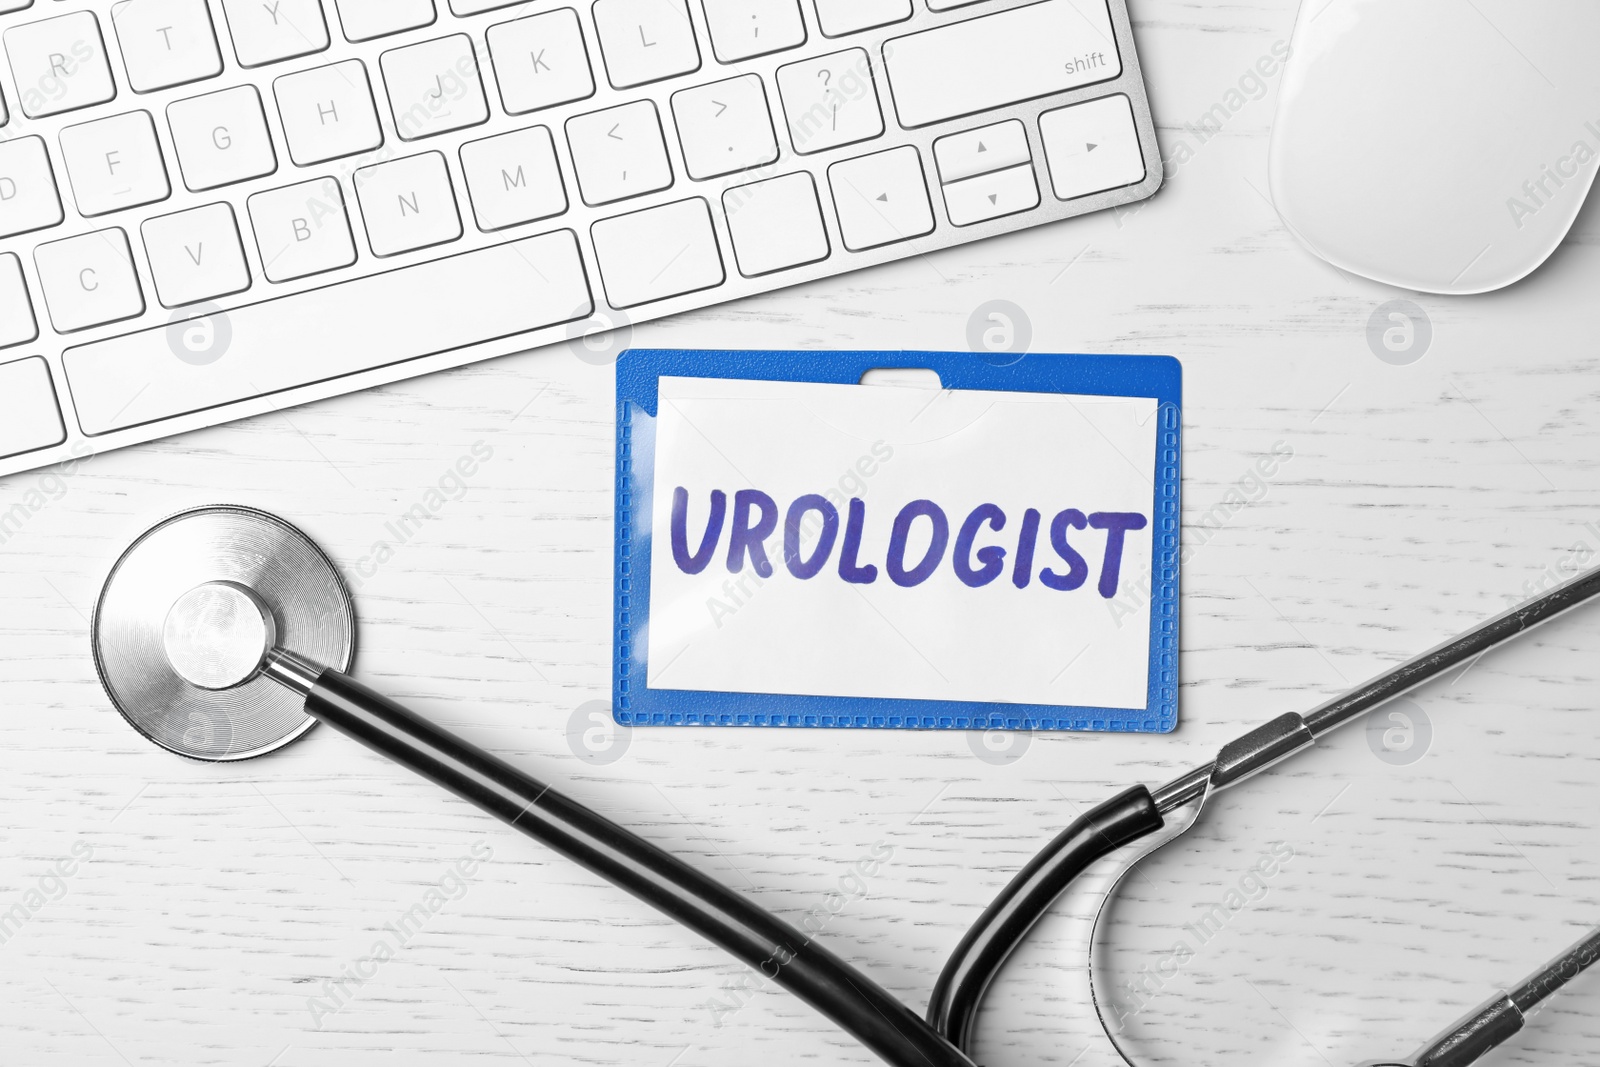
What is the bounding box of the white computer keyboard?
[0,0,1159,478]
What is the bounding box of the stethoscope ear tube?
[932,564,1600,1064]
[289,662,978,1067]
[926,784,1164,1051]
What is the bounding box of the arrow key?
[828,145,935,251]
[933,119,1030,183]
[940,162,1039,226]
[1039,93,1146,201]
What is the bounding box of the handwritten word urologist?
[670,488,1148,599]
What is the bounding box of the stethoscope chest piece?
[92,505,354,761]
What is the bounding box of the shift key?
[883,0,1121,129]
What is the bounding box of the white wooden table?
[4,1,1600,1065]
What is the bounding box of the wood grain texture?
[4,0,1600,1065]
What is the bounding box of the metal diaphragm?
[92,505,354,761]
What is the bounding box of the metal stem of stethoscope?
[929,562,1600,1066]
[95,507,1600,1067]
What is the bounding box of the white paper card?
[644,376,1158,709]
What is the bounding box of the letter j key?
[380,34,489,141]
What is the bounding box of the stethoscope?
[91,504,1600,1067]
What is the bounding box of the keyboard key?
[247,176,358,281]
[934,119,1030,183]
[0,135,65,239]
[274,60,383,165]
[354,151,462,256]
[111,0,224,92]
[65,231,592,435]
[142,202,251,306]
[593,0,700,90]
[884,0,1121,129]
[168,85,278,191]
[487,9,595,115]
[591,197,723,308]
[220,0,329,67]
[671,75,778,180]
[4,12,117,119]
[703,0,805,63]
[941,164,1038,225]
[828,145,933,251]
[34,227,146,332]
[723,172,828,277]
[460,126,567,231]
[566,100,672,205]
[0,357,66,461]
[0,252,39,348]
[336,0,435,42]
[58,110,171,217]
[1,86,7,126]
[776,49,883,155]
[813,0,909,37]
[381,34,489,141]
[448,0,520,13]
[1040,93,1145,200]
[0,1,34,12]
[931,119,1039,225]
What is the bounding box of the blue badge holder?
[615,349,1181,732]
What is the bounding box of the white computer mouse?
[1269,0,1600,294]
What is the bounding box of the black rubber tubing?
[306,670,978,1067]
[926,785,1165,1053]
